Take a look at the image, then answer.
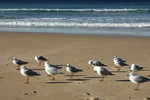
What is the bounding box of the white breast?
[35,56,40,62]
[113,59,119,66]
[96,67,103,76]
[129,76,138,84]
[66,67,72,73]
[131,64,135,71]
[20,69,27,77]
[94,66,100,72]
[13,60,18,65]
[45,66,52,75]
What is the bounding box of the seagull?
[93,66,100,73]
[20,66,40,84]
[129,72,150,90]
[44,61,62,69]
[113,56,128,71]
[95,66,114,81]
[12,57,28,70]
[35,56,48,66]
[131,64,143,74]
[114,56,126,62]
[88,59,106,67]
[44,62,63,80]
[66,64,82,78]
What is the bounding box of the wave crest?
[0,8,149,12]
[0,21,150,28]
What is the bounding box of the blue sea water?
[0,1,150,36]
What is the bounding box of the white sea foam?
[0,8,149,12]
[0,21,150,28]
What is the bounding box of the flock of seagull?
[12,55,150,91]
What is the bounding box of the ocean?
[0,1,150,36]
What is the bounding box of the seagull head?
[12,57,17,60]
[45,61,49,64]
[88,60,94,65]
[129,72,135,76]
[113,56,117,58]
[113,57,118,61]
[44,61,50,67]
[20,66,27,69]
[35,56,40,59]
[66,64,71,67]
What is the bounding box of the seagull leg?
[17,66,20,70]
[136,71,138,74]
[25,76,29,84]
[134,83,139,90]
[117,66,120,71]
[70,73,73,78]
[39,61,41,66]
[42,62,45,66]
[133,71,138,74]
[51,75,55,80]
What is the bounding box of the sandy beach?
[0,32,150,100]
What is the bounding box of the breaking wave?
[0,8,150,12]
[0,21,150,28]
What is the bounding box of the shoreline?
[0,31,150,38]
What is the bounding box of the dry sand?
[0,32,150,100]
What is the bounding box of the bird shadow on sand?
[45,82,73,84]
[84,76,102,79]
[31,68,45,70]
[141,69,150,71]
[53,65,65,67]
[128,66,148,68]
[66,79,90,81]
[111,71,128,73]
[147,75,150,77]
[0,77,3,79]
[65,75,87,77]
[115,80,130,82]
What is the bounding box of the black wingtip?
[25,62,29,64]
[79,69,83,72]
[141,67,143,70]
[34,73,41,76]
[37,74,41,76]
[110,73,115,75]
[122,63,129,66]
[125,64,129,66]
[102,64,107,66]
[58,67,63,69]
[45,59,48,61]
